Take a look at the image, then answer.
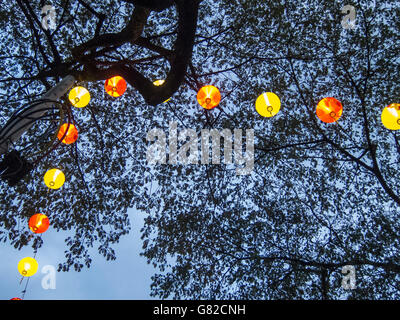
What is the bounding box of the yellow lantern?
[197,85,221,109]
[153,79,171,103]
[18,257,38,277]
[255,92,281,117]
[68,86,90,108]
[44,168,65,189]
[381,103,400,130]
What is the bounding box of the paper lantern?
[44,168,65,189]
[316,97,343,123]
[10,298,22,300]
[255,92,281,117]
[57,123,78,144]
[18,257,38,277]
[105,76,127,97]
[153,79,171,103]
[28,213,50,234]
[381,103,400,130]
[68,86,90,108]
[197,85,221,109]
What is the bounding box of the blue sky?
[0,207,155,300]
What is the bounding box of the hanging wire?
[0,99,73,184]
[32,103,72,165]
[0,99,67,158]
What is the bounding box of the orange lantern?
[316,97,343,123]
[105,76,127,97]
[10,298,22,300]
[28,213,50,234]
[197,85,221,109]
[57,123,78,144]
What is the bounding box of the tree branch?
[78,0,201,106]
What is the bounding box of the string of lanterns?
[153,79,171,103]
[197,85,400,132]
[9,74,399,299]
[10,75,127,300]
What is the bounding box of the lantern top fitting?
[68,86,90,108]
[316,97,343,123]
[381,103,400,130]
[255,92,281,117]
[105,76,127,97]
[197,85,221,109]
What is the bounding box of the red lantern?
[316,97,343,123]
[10,298,22,300]
[57,123,78,144]
[28,213,50,234]
[105,76,127,97]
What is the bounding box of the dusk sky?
[0,208,154,300]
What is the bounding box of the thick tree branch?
[78,0,200,106]
[72,6,151,58]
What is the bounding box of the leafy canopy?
[0,0,400,299]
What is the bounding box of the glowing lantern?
[57,123,78,144]
[105,76,127,97]
[68,86,90,108]
[153,79,165,86]
[153,79,171,103]
[10,298,22,300]
[197,85,221,109]
[316,97,343,123]
[255,92,281,117]
[18,257,38,277]
[381,103,400,130]
[44,168,65,189]
[28,213,50,234]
